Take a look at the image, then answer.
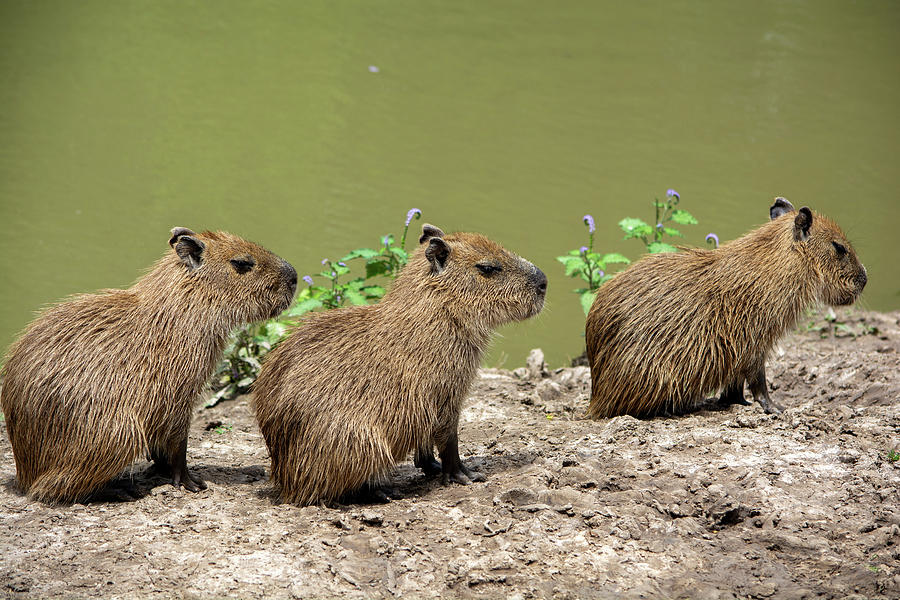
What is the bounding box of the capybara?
[586,197,866,418]
[1,228,297,502]
[253,224,547,505]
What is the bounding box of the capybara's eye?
[230,257,256,274]
[832,241,847,258]
[475,263,502,277]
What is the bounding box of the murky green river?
[1,1,898,367]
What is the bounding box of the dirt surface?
[1,308,899,599]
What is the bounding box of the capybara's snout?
[281,260,298,296]
[531,267,548,296]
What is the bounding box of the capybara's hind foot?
[343,481,397,504]
[85,480,141,503]
[414,447,442,476]
[718,380,752,407]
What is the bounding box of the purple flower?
[338,262,347,267]
[330,271,336,278]
[579,246,589,254]
[368,65,380,73]
[321,258,328,265]
[302,275,314,286]
[583,214,595,234]
[705,233,720,248]
[598,270,605,278]
[382,235,390,248]
[405,208,422,226]
[666,189,680,200]
[656,223,663,229]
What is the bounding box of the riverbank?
[1,308,898,599]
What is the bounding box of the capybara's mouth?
[270,295,293,319]
[528,295,546,318]
[832,290,859,307]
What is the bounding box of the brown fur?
[0,228,297,503]
[586,198,867,418]
[253,224,546,505]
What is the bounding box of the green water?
[1,1,898,367]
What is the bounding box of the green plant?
[618,189,698,254]
[801,307,880,340]
[558,189,710,315]
[888,449,900,463]
[208,208,423,406]
[556,215,630,314]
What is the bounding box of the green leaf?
[332,263,351,276]
[564,260,586,277]
[263,321,288,339]
[238,355,262,370]
[362,285,386,298]
[365,260,392,279]
[344,290,368,305]
[618,218,653,239]
[557,255,582,265]
[598,253,630,265]
[345,277,368,290]
[287,297,323,316]
[388,247,408,261]
[598,273,614,285]
[670,209,698,225]
[579,290,597,315]
[648,242,678,253]
[341,248,379,261]
[663,227,683,238]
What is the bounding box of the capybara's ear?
[168,227,198,247]
[419,224,445,244]
[794,207,813,241]
[174,235,206,271]
[425,237,450,273]
[769,197,795,220]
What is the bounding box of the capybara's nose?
[856,267,867,290]
[282,261,298,292]
[532,268,548,295]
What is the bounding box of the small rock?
[536,380,562,402]
[748,582,777,598]
[526,349,549,380]
[499,488,539,506]
[358,511,383,526]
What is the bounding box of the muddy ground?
[1,309,898,599]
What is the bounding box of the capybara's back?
[1,228,296,502]
[586,198,866,418]
[254,224,546,505]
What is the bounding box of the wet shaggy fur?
[0,228,297,503]
[586,198,867,418]
[253,224,547,505]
